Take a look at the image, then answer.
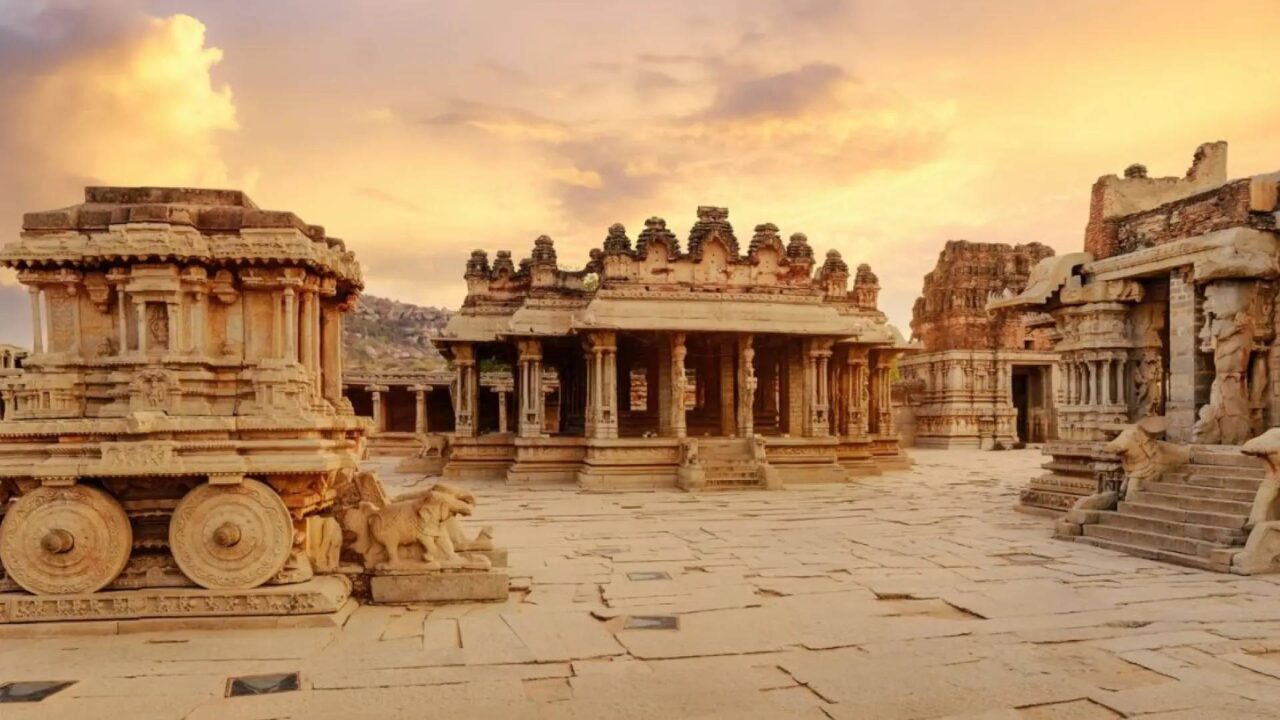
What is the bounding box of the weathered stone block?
[369,571,509,603]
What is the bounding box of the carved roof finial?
[749,223,782,257]
[531,235,557,265]
[785,233,814,262]
[821,249,848,275]
[464,249,490,279]
[688,206,738,259]
[636,216,680,257]
[603,223,632,255]
[492,250,515,276]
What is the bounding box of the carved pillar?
[366,385,386,432]
[805,341,832,437]
[671,333,687,439]
[453,343,477,437]
[1076,361,1086,405]
[115,285,128,355]
[320,303,345,407]
[517,339,545,438]
[192,290,207,355]
[165,299,179,355]
[271,291,282,359]
[299,291,313,371]
[868,351,893,437]
[738,334,756,437]
[312,292,323,396]
[878,360,896,436]
[134,299,148,354]
[1109,356,1120,406]
[29,286,44,354]
[497,390,509,434]
[846,348,869,439]
[584,332,618,439]
[283,286,297,362]
[412,385,428,433]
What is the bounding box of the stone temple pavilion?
[434,207,910,490]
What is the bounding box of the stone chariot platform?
[0,575,352,626]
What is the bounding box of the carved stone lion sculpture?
[1103,416,1190,497]
[342,482,493,572]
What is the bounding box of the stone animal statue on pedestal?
[342,482,493,572]
[1103,416,1190,498]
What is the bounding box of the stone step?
[696,440,754,460]
[1162,472,1263,492]
[1117,501,1249,529]
[1187,450,1267,471]
[1073,535,1231,573]
[1141,481,1257,503]
[705,473,759,482]
[1179,462,1267,480]
[1126,490,1253,516]
[703,478,764,490]
[1082,523,1228,558]
[1097,511,1247,545]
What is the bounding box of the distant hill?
[343,294,451,372]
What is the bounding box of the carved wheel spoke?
[169,478,292,590]
[0,485,132,595]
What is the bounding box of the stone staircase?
[697,438,766,490]
[1076,446,1264,572]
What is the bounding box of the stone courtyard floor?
[5,448,1280,719]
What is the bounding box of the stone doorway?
[1011,364,1051,444]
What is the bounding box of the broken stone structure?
[899,240,1058,448]
[0,187,505,622]
[992,143,1280,572]
[436,208,910,490]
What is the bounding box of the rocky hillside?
[343,294,452,371]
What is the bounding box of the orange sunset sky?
[2,0,1279,346]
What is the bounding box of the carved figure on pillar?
[1194,282,1257,444]
[1134,350,1164,419]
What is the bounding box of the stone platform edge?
[0,575,353,628]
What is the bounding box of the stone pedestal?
[370,571,509,603]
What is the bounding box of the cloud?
[0,0,238,290]
[421,100,569,142]
[357,187,423,214]
[0,285,30,348]
[701,63,849,120]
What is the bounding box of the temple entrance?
[1011,364,1051,444]
[384,386,416,432]
[544,339,586,436]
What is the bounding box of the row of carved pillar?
[448,334,896,441]
[1062,351,1128,407]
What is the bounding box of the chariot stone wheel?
[169,478,293,590]
[0,485,132,595]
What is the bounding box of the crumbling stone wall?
[1084,141,1231,259]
